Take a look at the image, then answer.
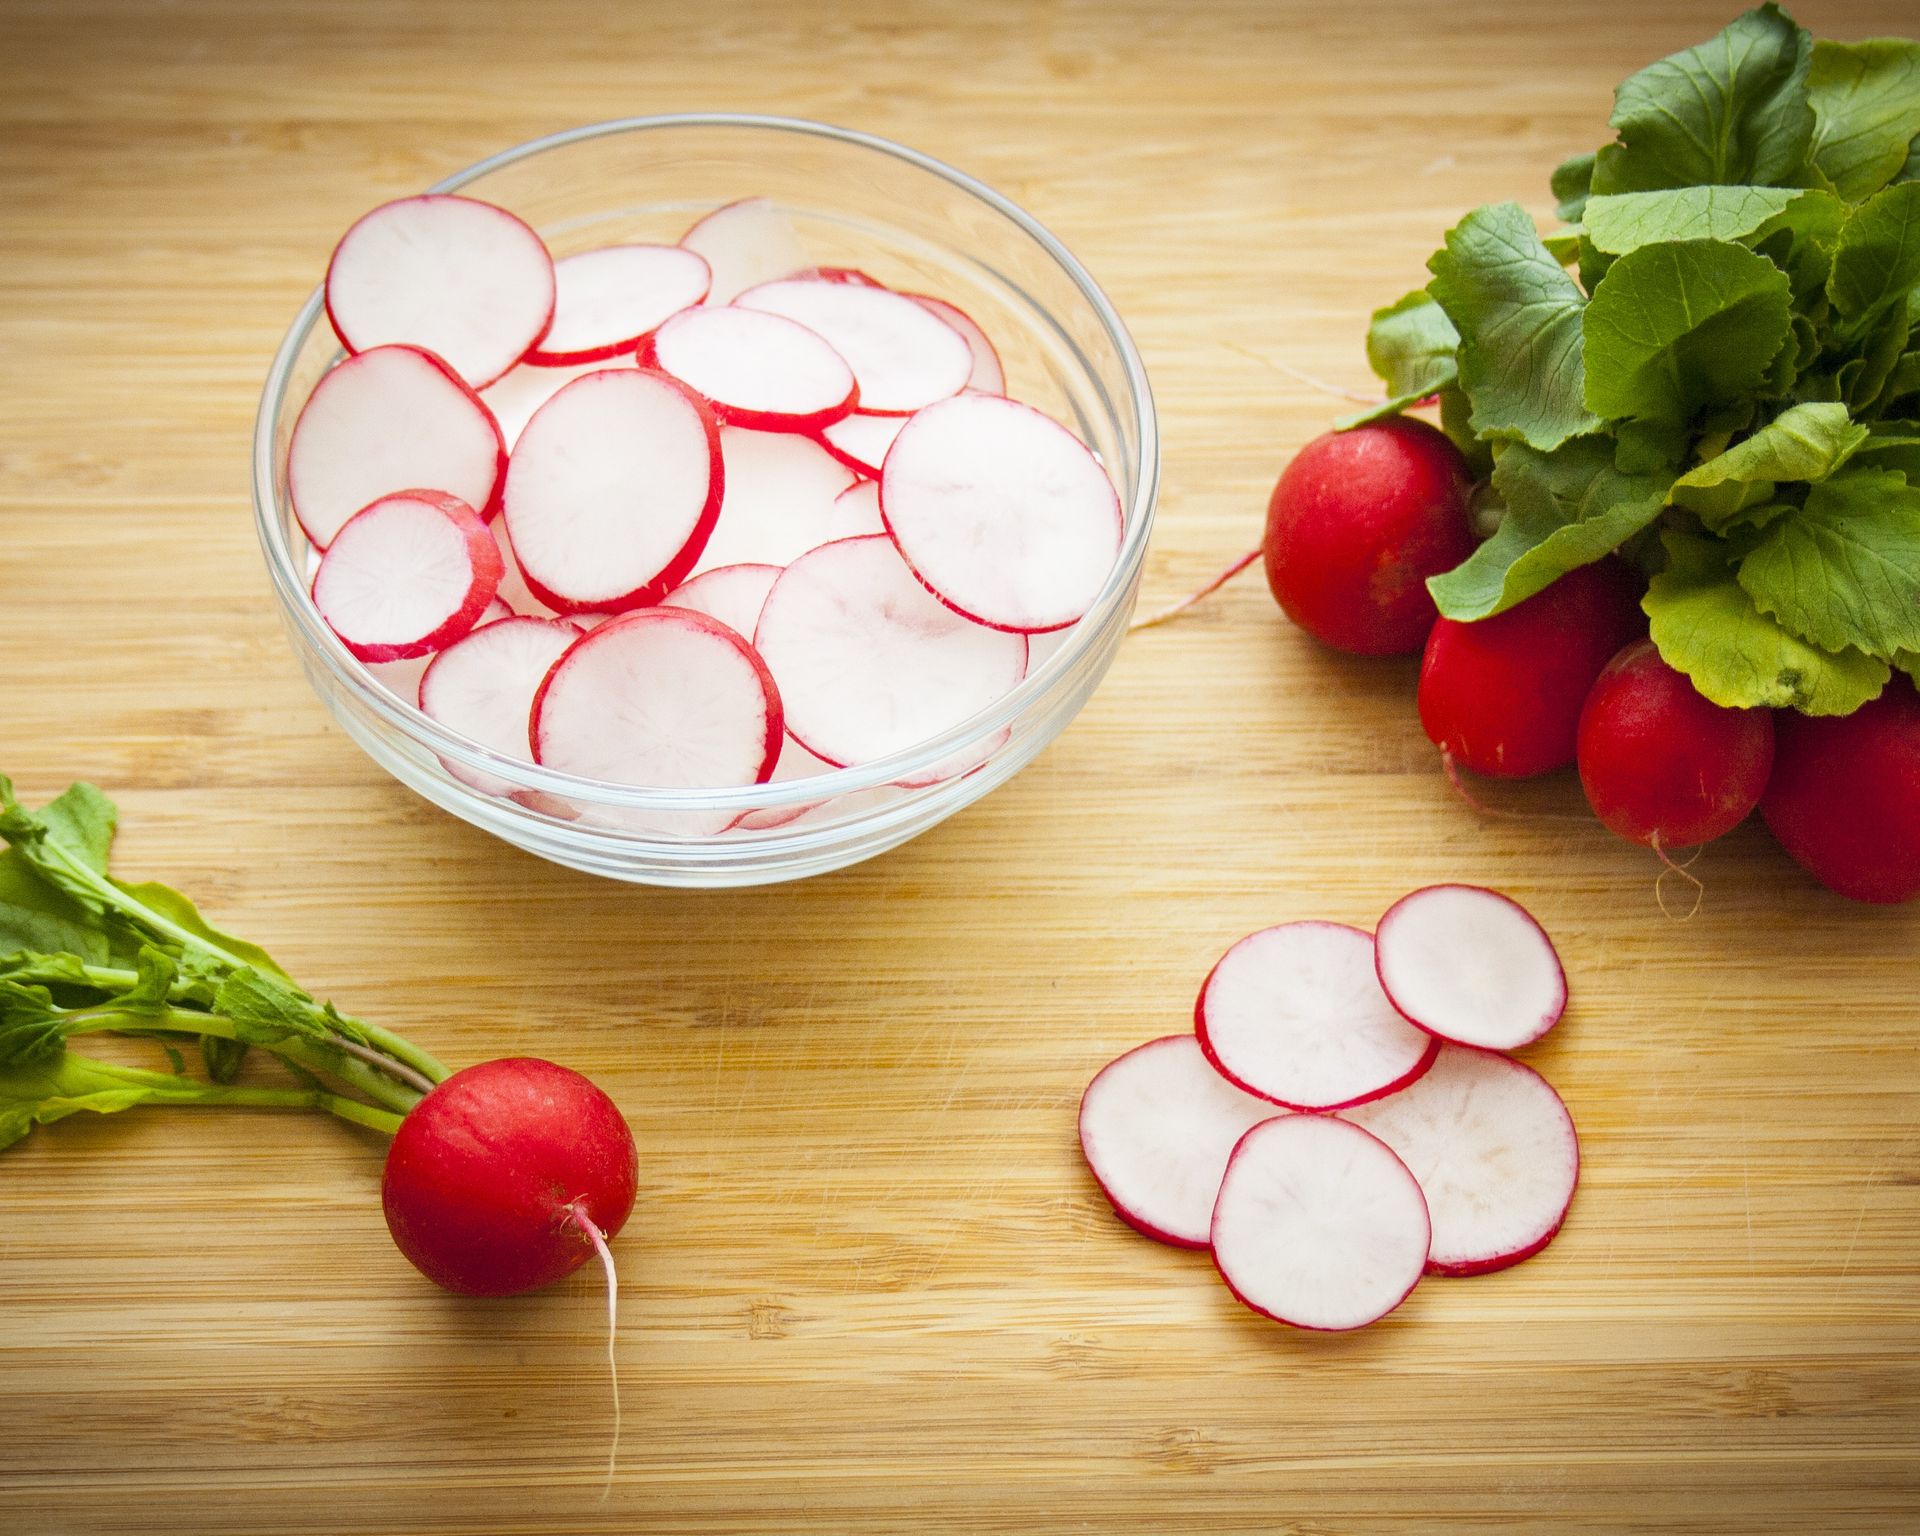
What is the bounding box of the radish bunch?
[1079,885,1579,1330]
[292,190,1123,822]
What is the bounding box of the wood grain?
[3,1,1918,1531]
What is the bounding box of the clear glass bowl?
[252,115,1157,887]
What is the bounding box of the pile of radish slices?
[290,190,1123,826]
[1079,885,1579,1331]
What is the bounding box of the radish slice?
[736,278,972,414]
[880,393,1122,633]
[809,266,886,287]
[818,412,906,479]
[482,356,635,448]
[642,306,858,432]
[754,535,1028,767]
[324,194,557,389]
[906,294,1006,394]
[313,490,503,663]
[1341,1044,1579,1277]
[1211,1115,1430,1331]
[1078,1035,1282,1249]
[365,597,513,701]
[661,562,782,642]
[681,197,809,304]
[830,478,884,530]
[531,609,782,829]
[1195,922,1439,1111]
[525,244,711,366]
[692,428,862,573]
[1374,885,1568,1051]
[419,615,579,794]
[288,345,506,549]
[503,368,722,614]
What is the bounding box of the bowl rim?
[252,111,1158,811]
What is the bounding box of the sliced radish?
[1374,885,1568,1051]
[754,535,1028,767]
[1079,1035,1282,1249]
[503,368,722,614]
[809,266,886,287]
[481,355,635,447]
[1211,1114,1430,1331]
[365,596,514,701]
[818,412,906,478]
[1341,1044,1579,1277]
[313,490,502,663]
[681,197,809,304]
[419,615,580,795]
[641,306,858,432]
[324,194,556,389]
[905,293,1005,394]
[531,609,782,832]
[880,393,1122,633]
[1195,922,1438,1111]
[661,562,782,641]
[288,344,506,549]
[736,278,972,414]
[692,428,861,573]
[524,244,711,366]
[830,478,884,531]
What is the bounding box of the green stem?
[67,1054,405,1136]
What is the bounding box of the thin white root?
[1129,548,1262,632]
[1440,751,1593,823]
[569,1204,621,1503]
[1651,833,1706,921]
[1224,343,1382,405]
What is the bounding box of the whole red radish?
[1262,419,1475,656]
[1577,639,1774,848]
[1418,560,1644,779]
[1760,677,1920,904]
[382,1057,638,1296]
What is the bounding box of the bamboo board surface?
[2,1,1918,1531]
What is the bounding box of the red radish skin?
[313,490,503,663]
[482,356,636,449]
[1761,676,1920,905]
[817,412,907,479]
[524,243,711,366]
[1577,639,1775,849]
[736,277,972,415]
[1373,884,1567,1052]
[381,1057,638,1297]
[809,266,887,287]
[289,344,507,549]
[1419,560,1646,779]
[640,305,859,433]
[325,194,557,390]
[1264,420,1475,656]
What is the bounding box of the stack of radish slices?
[290,190,1123,827]
[1079,885,1579,1331]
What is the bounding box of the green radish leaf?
[1806,38,1920,202]
[1427,202,1602,451]
[1828,181,1920,330]
[1583,239,1794,424]
[120,947,179,1011]
[1896,649,1920,685]
[1854,420,1920,478]
[1669,403,1869,509]
[0,981,66,1069]
[1737,465,1920,656]
[1362,289,1460,399]
[1749,189,1850,305]
[1428,438,1668,620]
[1552,153,1597,224]
[0,857,111,965]
[1542,230,1582,266]
[1645,529,1890,712]
[1582,186,1805,255]
[213,966,344,1046]
[0,1052,207,1153]
[111,880,290,983]
[35,784,116,875]
[1590,5,1815,195]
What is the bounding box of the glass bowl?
[252,114,1157,887]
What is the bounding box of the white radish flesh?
[288,344,506,549]
[325,194,556,389]
[692,428,860,573]
[419,615,580,795]
[737,278,972,414]
[906,293,1006,393]
[503,368,722,614]
[1078,1035,1282,1249]
[643,306,857,432]
[681,197,809,304]
[1373,885,1568,1051]
[1195,922,1438,1111]
[526,244,711,365]
[731,737,842,832]
[754,535,1028,768]
[1341,1043,1579,1277]
[661,562,782,643]
[818,412,906,479]
[313,490,502,663]
[364,597,513,702]
[1210,1114,1430,1331]
[482,356,635,448]
[880,393,1122,633]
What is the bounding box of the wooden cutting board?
[3,1,1916,1530]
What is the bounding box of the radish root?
[1223,343,1381,405]
[1650,834,1706,922]
[1440,751,1592,823]
[568,1204,621,1503]
[1129,548,1261,632]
